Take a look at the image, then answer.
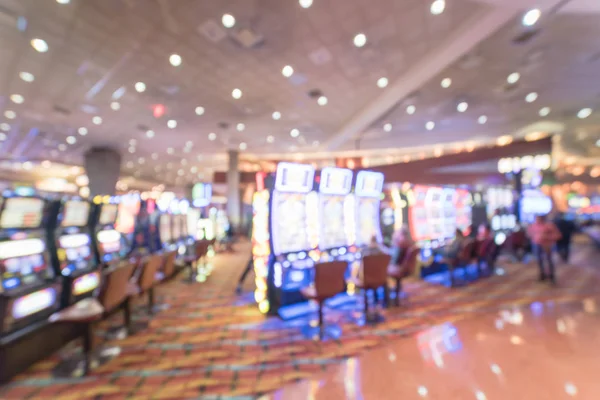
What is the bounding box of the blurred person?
[377,226,414,266]
[444,228,466,261]
[553,212,577,263]
[527,215,562,283]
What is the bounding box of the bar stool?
[349,253,391,324]
[300,260,348,340]
[388,246,420,306]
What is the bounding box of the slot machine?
[353,170,385,250]
[486,187,516,245]
[91,196,128,268]
[48,197,99,307]
[155,192,176,251]
[115,193,141,254]
[455,188,473,236]
[251,162,319,317]
[0,192,60,336]
[185,206,201,248]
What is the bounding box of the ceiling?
[0,0,599,189]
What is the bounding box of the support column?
[84,147,121,196]
[226,150,241,229]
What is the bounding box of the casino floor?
[1,238,600,400]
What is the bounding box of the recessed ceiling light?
[30,38,48,53]
[0,133,6,141]
[222,13,236,28]
[129,139,137,146]
[282,65,294,77]
[181,158,188,165]
[539,107,551,117]
[110,101,120,111]
[457,102,468,112]
[19,72,34,82]
[290,128,300,138]
[128,146,136,154]
[299,0,313,8]
[577,107,592,119]
[507,72,520,84]
[266,135,275,143]
[169,53,182,67]
[190,166,198,174]
[177,169,185,176]
[272,111,281,120]
[135,82,146,93]
[383,123,392,132]
[425,121,435,130]
[138,157,145,164]
[441,77,452,88]
[312,140,320,147]
[406,105,416,115]
[525,92,538,103]
[377,77,389,88]
[56,0,70,4]
[353,33,367,48]
[146,130,155,138]
[167,119,177,129]
[195,106,205,116]
[596,139,600,147]
[183,146,191,153]
[92,116,102,125]
[317,96,328,106]
[65,135,76,145]
[58,144,67,151]
[78,127,88,136]
[185,141,193,148]
[239,142,247,150]
[0,123,10,132]
[4,110,16,119]
[126,161,134,169]
[208,132,217,141]
[236,123,245,132]
[167,147,174,154]
[478,115,488,124]
[10,94,24,104]
[522,9,541,27]
[232,88,242,99]
[430,0,446,15]
[151,153,158,160]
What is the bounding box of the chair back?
[163,250,177,277]
[98,262,136,313]
[195,240,210,259]
[403,246,420,275]
[314,261,348,299]
[138,254,164,291]
[459,239,476,262]
[362,253,391,288]
[478,238,495,258]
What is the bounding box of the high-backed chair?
[99,262,137,337]
[159,250,178,281]
[300,261,348,339]
[129,254,164,315]
[448,239,476,287]
[388,246,420,306]
[476,238,496,276]
[350,253,391,322]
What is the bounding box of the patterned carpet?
[1,239,599,400]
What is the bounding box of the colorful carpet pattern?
[1,241,599,399]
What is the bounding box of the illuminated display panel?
[409,185,431,242]
[0,238,47,288]
[115,198,140,234]
[319,167,352,195]
[271,191,311,255]
[159,214,172,243]
[192,183,212,207]
[318,196,348,250]
[0,238,45,260]
[520,189,552,224]
[355,171,384,198]
[455,189,472,234]
[0,197,44,229]
[274,162,315,193]
[62,200,90,227]
[12,287,57,319]
[97,229,121,253]
[72,271,100,295]
[172,215,181,240]
[99,204,118,225]
[187,209,200,236]
[355,197,382,246]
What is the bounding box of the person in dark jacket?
[553,212,577,263]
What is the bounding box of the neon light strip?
[0,239,45,260]
[59,233,90,249]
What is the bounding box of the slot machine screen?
[159,214,172,243]
[0,197,44,229]
[115,199,141,234]
[58,233,92,270]
[97,229,121,254]
[11,287,57,319]
[0,238,47,289]
[61,201,90,227]
[271,192,311,255]
[99,204,118,225]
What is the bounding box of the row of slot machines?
[0,191,203,339]
[252,162,385,318]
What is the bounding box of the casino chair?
[476,238,496,277]
[349,253,392,324]
[388,246,420,306]
[185,239,211,283]
[448,239,477,287]
[128,254,165,316]
[299,260,348,340]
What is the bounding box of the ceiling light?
[22,162,33,171]
[425,121,435,130]
[239,142,247,150]
[31,38,48,53]
[406,105,416,115]
[441,77,452,88]
[129,139,137,146]
[317,96,328,106]
[0,133,6,141]
[58,144,67,151]
[417,386,428,397]
[167,147,174,154]
[138,157,145,164]
[110,101,120,111]
[457,102,468,112]
[596,139,600,147]
[128,147,136,154]
[312,140,320,147]
[177,169,184,176]
[539,107,550,117]
[92,116,102,125]
[151,153,158,160]
[19,71,35,82]
[4,110,16,120]
[126,161,134,169]
[522,9,541,27]
[185,141,193,148]
[272,111,281,120]
[56,0,70,4]
[222,13,236,28]
[236,123,245,132]
[478,115,488,124]
[208,132,217,141]
[282,65,294,77]
[78,127,88,136]
[195,106,205,116]
[232,88,242,99]
[266,135,275,143]
[169,53,182,67]
[41,160,51,168]
[0,123,10,132]
[430,0,446,15]
[167,119,177,129]
[377,77,389,88]
[146,130,155,138]
[507,72,520,84]
[383,123,392,132]
[290,128,300,138]
[190,166,198,174]
[181,158,188,165]
[525,92,538,103]
[299,0,313,8]
[135,82,146,93]
[353,33,367,48]
[10,94,24,105]
[66,136,76,144]
[577,108,592,119]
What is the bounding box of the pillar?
[226,150,241,228]
[84,147,121,196]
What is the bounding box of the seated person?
[376,226,414,266]
[444,228,466,261]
